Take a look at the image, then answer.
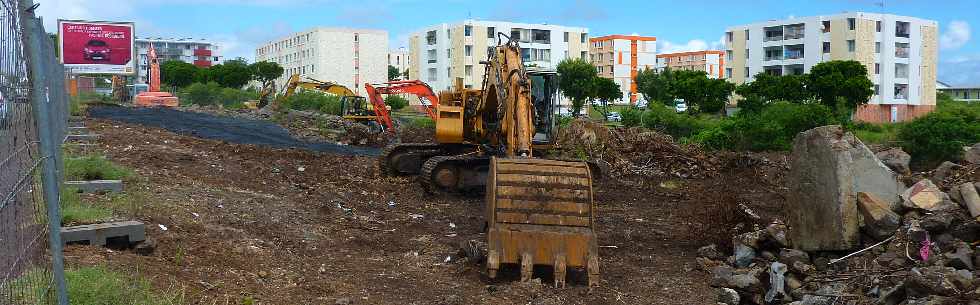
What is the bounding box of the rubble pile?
[698,126,980,305]
[552,119,720,181]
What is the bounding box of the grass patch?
[65,155,135,181]
[60,187,112,225]
[851,122,901,146]
[11,266,184,305]
[407,116,435,129]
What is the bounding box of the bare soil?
[64,114,788,305]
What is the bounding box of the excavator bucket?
[486,157,599,287]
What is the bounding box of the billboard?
[58,20,135,75]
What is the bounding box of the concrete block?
[66,134,99,142]
[68,126,88,133]
[787,126,904,251]
[857,192,901,239]
[65,180,123,193]
[61,220,145,246]
[68,121,85,128]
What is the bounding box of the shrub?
[65,155,135,181]
[283,90,343,115]
[219,87,259,107]
[385,95,410,111]
[408,116,435,129]
[641,105,719,139]
[621,107,642,127]
[694,102,834,151]
[898,101,980,164]
[179,82,222,106]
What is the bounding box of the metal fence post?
[19,1,68,304]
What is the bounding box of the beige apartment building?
[725,12,938,123]
[589,35,657,104]
[656,50,726,79]
[255,27,388,95]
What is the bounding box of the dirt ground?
[65,112,787,305]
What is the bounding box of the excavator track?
[420,155,490,195]
[377,143,445,177]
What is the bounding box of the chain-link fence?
[1,0,68,304]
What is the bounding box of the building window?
[447,48,451,59]
[427,68,437,81]
[427,49,437,63]
[726,31,733,42]
[744,29,750,40]
[874,84,880,95]
[876,21,882,32]
[532,29,551,44]
[847,18,856,31]
[895,63,909,78]
[895,42,910,58]
[487,27,495,39]
[464,25,472,37]
[896,21,910,38]
[764,26,783,42]
[725,68,733,79]
[745,49,749,59]
[823,42,831,53]
[744,67,750,78]
[354,34,359,42]
[426,30,437,45]
[875,42,881,53]
[465,65,473,77]
[581,51,587,60]
[564,32,569,42]
[875,63,880,74]
[847,40,855,52]
[447,67,451,80]
[894,83,909,99]
[822,20,831,33]
[465,45,472,56]
[581,33,587,43]
[726,50,733,61]
[785,44,804,59]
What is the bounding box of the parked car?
[83,39,111,61]
[606,112,622,122]
[674,99,688,113]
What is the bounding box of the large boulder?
[787,126,905,251]
[876,147,912,175]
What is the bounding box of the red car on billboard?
[59,21,134,72]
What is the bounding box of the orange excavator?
[364,80,439,121]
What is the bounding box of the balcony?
[193,48,211,57]
[193,60,212,67]
[764,27,783,42]
[764,46,783,61]
[784,45,804,60]
[895,43,910,58]
[784,24,805,40]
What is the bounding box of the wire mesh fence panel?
[0,0,68,304]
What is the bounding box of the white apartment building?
[408,20,589,93]
[135,37,222,84]
[388,47,410,80]
[255,27,388,95]
[589,35,657,104]
[725,12,938,123]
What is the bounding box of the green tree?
[385,95,410,111]
[735,73,812,111]
[213,57,253,89]
[556,58,598,116]
[806,60,874,114]
[402,69,410,80]
[671,70,734,114]
[160,60,199,89]
[635,68,673,105]
[590,77,622,120]
[250,61,284,89]
[388,65,401,81]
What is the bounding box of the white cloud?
[940,54,980,87]
[940,20,970,50]
[659,39,708,53]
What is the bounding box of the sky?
[37,0,979,86]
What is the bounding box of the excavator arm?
[365,81,440,120]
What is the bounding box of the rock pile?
[699,126,980,305]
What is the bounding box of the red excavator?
[363,80,440,122]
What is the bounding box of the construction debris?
[958,182,980,219]
[857,192,901,239]
[877,147,912,175]
[901,179,948,211]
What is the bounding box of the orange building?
[589,35,657,104]
[656,50,726,79]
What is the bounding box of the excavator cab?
[526,68,559,146]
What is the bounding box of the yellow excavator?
[379,35,600,287]
[254,74,393,131]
